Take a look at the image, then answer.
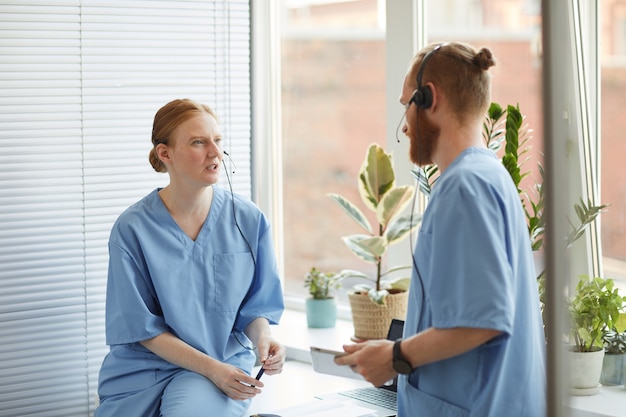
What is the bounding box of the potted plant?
[568,275,625,394]
[328,143,420,340]
[600,320,626,386]
[304,267,342,328]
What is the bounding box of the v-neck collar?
[152,186,226,247]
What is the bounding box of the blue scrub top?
[398,148,546,417]
[96,186,284,416]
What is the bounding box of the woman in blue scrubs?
[95,99,285,417]
[336,43,546,416]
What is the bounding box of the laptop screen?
[386,318,404,341]
[383,319,405,392]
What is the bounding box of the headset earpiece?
[413,44,443,110]
[411,86,433,110]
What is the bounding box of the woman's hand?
[256,335,286,376]
[245,318,286,376]
[208,361,265,401]
[140,331,267,401]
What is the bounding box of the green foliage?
[328,143,420,305]
[414,103,542,249]
[410,164,438,198]
[304,267,342,300]
[569,275,626,352]
[602,330,626,354]
[483,103,542,249]
[567,198,610,249]
[414,101,615,344]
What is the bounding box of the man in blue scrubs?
[95,99,285,417]
[336,42,546,416]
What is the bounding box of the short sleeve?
[104,239,168,346]
[233,215,284,332]
[427,175,514,336]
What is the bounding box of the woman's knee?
[160,372,248,417]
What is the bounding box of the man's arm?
[335,327,501,387]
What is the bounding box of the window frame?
[253,1,611,415]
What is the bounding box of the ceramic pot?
[305,298,337,328]
[569,347,605,395]
[600,353,624,386]
[348,290,408,340]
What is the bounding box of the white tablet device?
[309,346,365,380]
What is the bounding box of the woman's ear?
[156,143,171,165]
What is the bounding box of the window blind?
[0,1,252,416]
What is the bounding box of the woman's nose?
[208,141,221,155]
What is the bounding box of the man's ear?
[425,82,438,111]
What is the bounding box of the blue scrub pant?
[160,371,250,417]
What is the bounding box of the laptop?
[313,319,404,417]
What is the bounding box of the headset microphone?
[223,150,236,174]
[222,148,257,350]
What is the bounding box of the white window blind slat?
[0,1,252,416]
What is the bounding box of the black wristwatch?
[392,339,413,374]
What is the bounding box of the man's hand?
[334,339,396,387]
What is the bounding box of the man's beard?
[409,110,440,167]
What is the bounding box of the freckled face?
[166,112,223,187]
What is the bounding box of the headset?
[223,150,259,351]
[409,44,443,110]
[407,44,444,329]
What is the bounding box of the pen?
[252,354,272,387]
[250,367,264,388]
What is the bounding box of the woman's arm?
[140,332,263,401]
[244,317,286,375]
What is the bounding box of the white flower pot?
[569,348,605,395]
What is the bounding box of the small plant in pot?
[568,275,625,394]
[304,267,342,328]
[600,318,626,386]
[328,143,420,340]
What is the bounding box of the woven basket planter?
[348,290,408,340]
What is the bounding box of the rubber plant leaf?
[387,277,411,291]
[384,212,421,244]
[368,288,389,305]
[376,185,414,229]
[358,144,395,212]
[341,235,387,263]
[328,193,373,235]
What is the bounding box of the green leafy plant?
[412,103,542,249]
[602,330,626,354]
[483,103,545,251]
[569,275,625,352]
[328,143,420,305]
[413,102,609,320]
[304,267,342,300]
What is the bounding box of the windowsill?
[273,308,625,417]
[273,306,356,363]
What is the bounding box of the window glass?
[424,0,545,298]
[280,0,544,302]
[600,0,626,294]
[280,0,387,299]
